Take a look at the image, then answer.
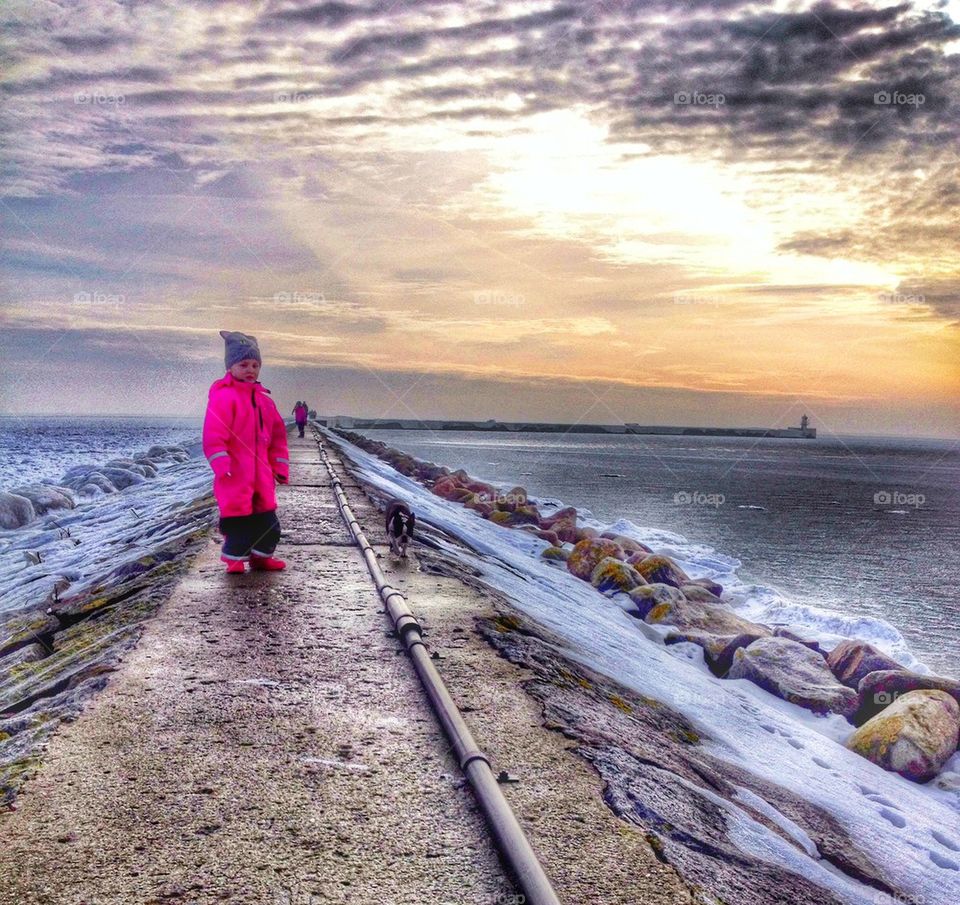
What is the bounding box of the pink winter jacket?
[202,372,290,517]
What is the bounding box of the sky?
[1,0,959,438]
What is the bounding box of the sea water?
[367,429,960,678]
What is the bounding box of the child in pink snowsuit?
[202,330,290,573]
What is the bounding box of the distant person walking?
[202,330,289,574]
[294,400,308,438]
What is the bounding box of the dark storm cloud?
[4,1,958,189]
[265,1,365,27]
[54,33,128,52]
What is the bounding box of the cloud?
[2,0,959,429]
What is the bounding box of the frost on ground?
[0,438,217,805]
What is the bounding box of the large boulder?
[626,583,685,620]
[488,508,540,528]
[98,467,147,490]
[826,640,902,689]
[432,477,463,500]
[78,473,118,494]
[599,532,652,555]
[534,528,561,546]
[61,463,99,481]
[540,506,577,528]
[551,516,579,544]
[566,538,627,581]
[590,557,646,594]
[686,577,724,597]
[728,637,860,719]
[464,496,495,517]
[855,669,960,725]
[773,627,825,656]
[845,690,960,783]
[540,507,578,542]
[646,596,770,640]
[679,584,723,604]
[8,484,75,515]
[0,492,36,529]
[493,486,528,512]
[633,554,690,589]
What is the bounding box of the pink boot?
[249,554,286,571]
[222,557,246,574]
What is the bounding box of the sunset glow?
[2,0,958,436]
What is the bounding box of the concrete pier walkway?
[0,430,692,905]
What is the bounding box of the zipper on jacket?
[251,387,258,509]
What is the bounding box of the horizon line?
[0,412,957,444]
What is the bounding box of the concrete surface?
[0,430,693,905]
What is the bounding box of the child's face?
[230,358,261,382]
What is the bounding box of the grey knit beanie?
[220,330,262,369]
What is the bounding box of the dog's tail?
[406,511,415,538]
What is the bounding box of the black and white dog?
[384,499,416,557]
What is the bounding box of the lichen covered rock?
[646,597,769,641]
[633,554,690,589]
[845,690,960,782]
[626,583,685,620]
[590,557,646,594]
[566,538,626,581]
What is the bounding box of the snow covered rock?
[8,484,75,515]
[0,492,36,529]
[98,467,147,490]
[845,690,960,783]
[728,637,860,719]
[80,473,119,494]
[105,458,155,478]
[826,640,902,689]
